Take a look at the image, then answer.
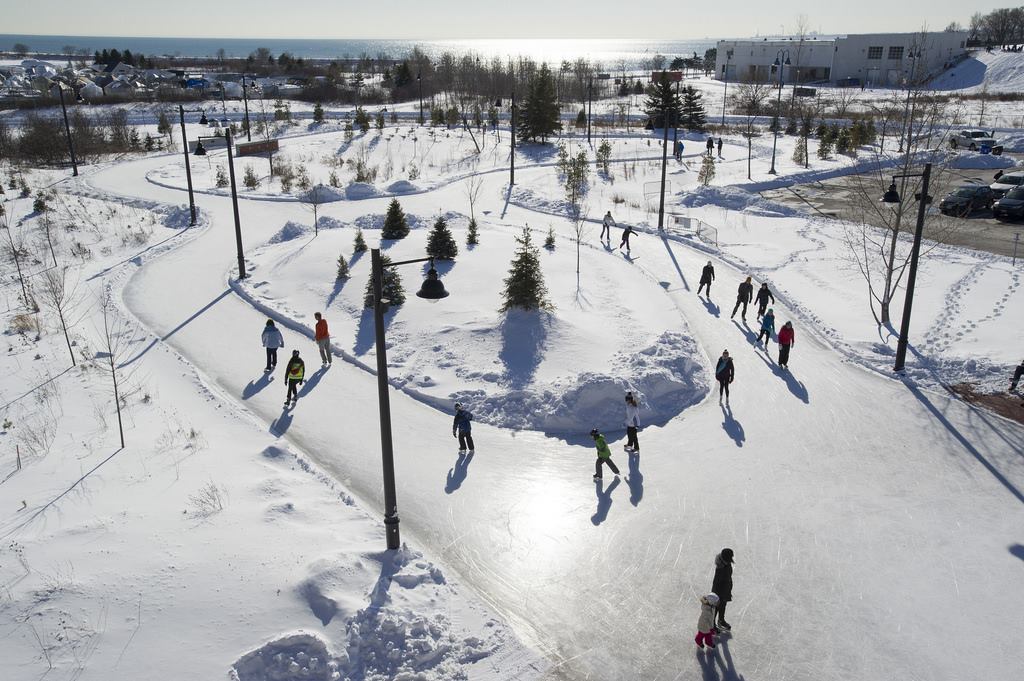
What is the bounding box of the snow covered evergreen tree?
[516,64,561,143]
[466,218,479,246]
[381,198,410,239]
[697,154,716,186]
[544,226,556,249]
[501,228,551,312]
[426,216,458,260]
[364,254,406,307]
[354,228,368,252]
[680,85,707,131]
[336,254,350,279]
[643,72,682,129]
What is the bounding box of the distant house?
[104,76,137,97]
[20,59,57,78]
[91,62,135,79]
[79,81,104,100]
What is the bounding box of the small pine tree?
[215,166,229,188]
[680,85,707,131]
[336,254,350,279]
[466,217,479,245]
[575,108,586,128]
[697,153,716,186]
[817,135,833,160]
[835,128,851,155]
[354,228,368,252]
[243,165,260,189]
[596,139,612,173]
[313,101,325,123]
[815,122,828,139]
[544,226,556,249]
[784,116,797,135]
[863,119,878,145]
[501,228,551,312]
[381,198,410,239]
[354,107,371,132]
[793,138,806,165]
[328,170,340,187]
[364,254,406,308]
[426,216,458,259]
[32,194,48,213]
[156,110,172,135]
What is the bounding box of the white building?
[715,31,969,87]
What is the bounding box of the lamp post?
[767,49,791,175]
[510,90,516,186]
[656,71,672,230]
[177,104,206,226]
[721,48,734,126]
[880,162,932,372]
[897,47,922,154]
[587,76,593,144]
[369,250,449,549]
[417,71,424,125]
[241,74,252,141]
[194,129,246,278]
[55,84,78,177]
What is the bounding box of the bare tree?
[300,184,330,234]
[1,203,33,309]
[829,88,860,119]
[95,293,141,449]
[572,209,590,274]
[732,81,773,116]
[39,265,82,367]
[464,174,484,222]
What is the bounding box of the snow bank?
[303,184,346,203]
[345,182,382,200]
[679,185,801,217]
[947,152,1016,169]
[268,221,312,243]
[386,180,420,194]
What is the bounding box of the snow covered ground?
[2,91,1024,681]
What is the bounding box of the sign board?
[188,137,227,153]
[236,139,280,157]
[794,86,817,98]
[650,71,683,83]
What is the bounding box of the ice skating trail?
[81,148,1024,681]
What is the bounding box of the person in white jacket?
[695,593,720,650]
[261,319,284,372]
[624,391,641,453]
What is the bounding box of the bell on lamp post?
[881,182,901,203]
[416,262,449,300]
[193,140,207,156]
[199,111,209,125]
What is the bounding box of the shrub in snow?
[243,165,260,189]
[501,227,551,312]
[544,226,556,249]
[817,135,833,160]
[836,128,852,155]
[364,253,405,307]
[313,101,325,123]
[381,198,410,240]
[697,154,716,186]
[353,228,368,252]
[793,139,806,165]
[215,166,229,188]
[426,216,458,260]
[336,254,350,280]
[596,139,612,174]
[32,193,48,213]
[466,218,479,245]
[575,108,586,127]
[328,169,340,188]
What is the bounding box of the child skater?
[695,593,720,650]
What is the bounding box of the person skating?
[590,428,620,481]
[730,277,754,321]
[1010,360,1024,392]
[695,593,720,650]
[261,319,284,372]
[452,402,475,453]
[601,210,616,240]
[618,224,637,253]
[624,391,641,453]
[283,350,305,406]
[711,548,734,630]
[757,308,776,346]
[314,312,331,366]
[755,282,775,320]
[715,350,734,405]
[716,137,723,158]
[778,321,795,368]
[698,261,715,298]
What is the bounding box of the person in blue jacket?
[757,308,776,346]
[261,319,284,372]
[452,403,475,453]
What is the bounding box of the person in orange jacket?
[314,312,331,366]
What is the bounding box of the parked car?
[992,186,1024,220]
[950,129,997,150]
[989,171,1024,198]
[938,185,995,216]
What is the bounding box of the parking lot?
[761,157,1024,259]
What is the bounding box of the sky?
[0,0,1003,39]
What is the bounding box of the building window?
[889,46,904,60]
[867,46,883,59]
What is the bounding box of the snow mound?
[681,185,800,217]
[345,182,381,200]
[315,216,349,231]
[386,180,419,194]
[931,49,1024,93]
[159,204,198,229]
[302,184,345,203]
[268,221,311,244]
[947,152,1015,170]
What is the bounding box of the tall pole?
[178,105,196,226]
[224,129,246,279]
[510,90,516,186]
[587,77,593,144]
[672,80,680,161]
[371,248,401,550]
[417,72,424,125]
[1013,232,1020,266]
[721,50,733,126]
[768,55,785,175]
[241,74,252,141]
[57,86,78,177]
[893,163,931,372]
[657,73,670,230]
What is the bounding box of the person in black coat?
[755,282,775,320]
[711,548,734,630]
[730,277,754,321]
[698,261,715,298]
[1010,359,1024,392]
[715,350,734,405]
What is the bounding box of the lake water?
[1,35,719,70]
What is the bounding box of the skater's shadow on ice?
[731,320,758,345]
[297,367,327,398]
[721,405,745,447]
[755,352,808,403]
[626,453,643,506]
[242,372,273,400]
[445,451,474,494]
[696,637,746,681]
[270,408,293,436]
[701,297,720,318]
[499,310,548,389]
[591,476,621,525]
[1010,544,1024,562]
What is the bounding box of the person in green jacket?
[590,428,620,481]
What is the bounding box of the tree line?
[967,7,1024,44]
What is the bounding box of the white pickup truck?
[950,129,998,150]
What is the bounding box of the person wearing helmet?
[284,350,305,407]
[697,261,715,298]
[261,319,284,372]
[757,308,776,346]
[590,428,620,481]
[695,593,720,650]
[624,391,641,453]
[452,402,474,453]
[715,350,734,406]
[711,548,735,630]
[755,282,775,320]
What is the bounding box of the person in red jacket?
[778,321,795,368]
[314,312,331,366]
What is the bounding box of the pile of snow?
[679,185,801,217]
[302,184,345,203]
[268,220,311,243]
[386,179,420,194]
[157,204,201,229]
[931,49,1024,93]
[947,152,1016,169]
[345,182,382,200]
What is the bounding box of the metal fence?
[668,213,719,248]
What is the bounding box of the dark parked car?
[992,186,1024,220]
[938,185,994,216]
